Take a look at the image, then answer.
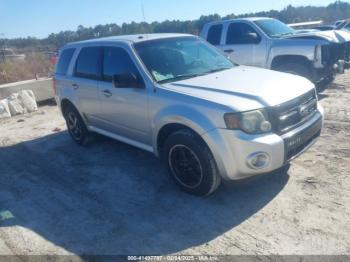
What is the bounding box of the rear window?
[75,46,102,80]
[55,48,75,75]
[207,24,223,45]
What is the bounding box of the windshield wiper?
[207,67,231,73]
[280,32,294,36]
[271,32,294,38]
[158,73,206,84]
[157,68,232,84]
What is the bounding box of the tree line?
[1,0,350,51]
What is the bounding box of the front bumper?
[311,64,340,84]
[314,41,350,82]
[202,106,324,180]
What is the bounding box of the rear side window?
[56,48,75,75]
[103,47,140,82]
[226,23,261,44]
[207,24,223,45]
[75,46,102,80]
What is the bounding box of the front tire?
[163,129,221,196]
[63,105,90,146]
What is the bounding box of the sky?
[0,0,337,39]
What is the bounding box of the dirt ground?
[0,72,349,256]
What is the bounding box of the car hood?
[161,66,315,112]
[287,29,350,43]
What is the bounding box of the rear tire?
[276,62,311,80]
[63,105,91,146]
[163,129,221,196]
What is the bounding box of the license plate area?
[283,113,322,162]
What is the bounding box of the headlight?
[224,109,272,134]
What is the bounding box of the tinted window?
[56,48,75,75]
[103,47,139,82]
[226,23,261,44]
[207,24,223,45]
[75,46,102,80]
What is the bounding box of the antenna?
[141,0,146,23]
[141,0,148,38]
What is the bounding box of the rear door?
[97,45,150,145]
[222,22,267,67]
[70,46,103,126]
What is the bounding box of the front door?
[222,22,267,67]
[97,46,150,145]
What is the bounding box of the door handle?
[102,90,112,97]
[224,49,234,53]
[72,83,79,89]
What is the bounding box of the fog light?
[246,152,270,169]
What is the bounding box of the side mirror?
[247,32,261,44]
[112,73,144,88]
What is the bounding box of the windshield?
[336,20,349,30]
[134,37,234,83]
[254,19,295,38]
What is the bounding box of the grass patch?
[0,53,53,85]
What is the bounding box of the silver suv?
[54,34,324,196]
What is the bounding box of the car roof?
[65,33,194,47]
[205,17,273,26]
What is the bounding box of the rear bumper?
[202,105,324,180]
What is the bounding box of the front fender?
[267,40,322,68]
[152,105,218,156]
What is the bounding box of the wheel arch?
[153,106,218,157]
[156,123,204,157]
[60,98,76,116]
[60,98,88,127]
[270,55,312,70]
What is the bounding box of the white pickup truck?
[201,17,350,85]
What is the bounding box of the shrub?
[0,52,53,85]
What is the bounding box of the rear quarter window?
[207,24,223,46]
[55,48,75,75]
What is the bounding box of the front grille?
[322,43,344,65]
[344,41,350,62]
[283,113,322,161]
[270,89,318,135]
[322,42,350,65]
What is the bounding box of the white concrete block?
[0,99,11,119]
